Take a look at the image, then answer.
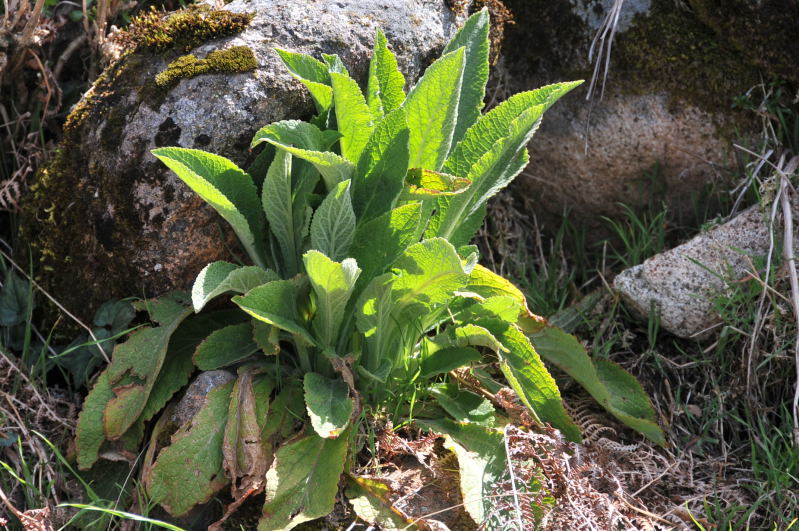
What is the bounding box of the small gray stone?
[614,205,797,338]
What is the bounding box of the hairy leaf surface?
[331,71,374,163]
[303,372,354,439]
[145,381,234,516]
[304,251,360,347]
[353,108,410,221]
[349,203,421,289]
[192,262,278,312]
[193,322,259,370]
[233,281,315,346]
[259,430,349,531]
[402,47,465,171]
[366,29,406,119]
[310,180,356,261]
[442,8,489,147]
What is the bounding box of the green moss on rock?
[155,46,257,89]
[613,0,760,115]
[122,6,254,53]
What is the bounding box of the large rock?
[21,0,465,320]
[501,0,766,234]
[614,204,798,338]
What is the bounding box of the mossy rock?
[19,0,466,321]
[501,0,766,234]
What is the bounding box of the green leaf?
[259,430,349,531]
[192,261,278,312]
[310,180,356,261]
[303,251,360,347]
[331,71,374,163]
[145,381,234,516]
[402,47,465,171]
[349,203,421,289]
[193,322,259,370]
[443,82,583,179]
[263,149,301,276]
[355,273,396,372]
[346,476,415,530]
[419,346,481,378]
[391,238,469,318]
[233,280,316,346]
[353,107,410,221]
[0,271,30,326]
[442,8,490,147]
[366,29,406,119]
[265,141,354,191]
[429,384,496,426]
[275,49,333,113]
[303,372,354,439]
[75,371,115,470]
[251,120,340,152]
[528,326,666,445]
[152,147,268,269]
[405,168,471,197]
[431,107,539,242]
[253,320,281,356]
[322,53,348,74]
[417,419,505,525]
[481,320,581,442]
[103,303,193,440]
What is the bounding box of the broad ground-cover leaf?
[145,381,234,516]
[310,180,356,261]
[152,148,268,269]
[418,419,505,525]
[303,251,360,347]
[193,321,259,370]
[259,429,349,531]
[192,261,278,312]
[75,372,115,469]
[349,203,421,289]
[428,385,496,426]
[402,47,465,171]
[479,319,581,442]
[366,29,406,119]
[442,8,489,147]
[346,476,415,530]
[331,71,374,163]
[102,301,192,440]
[419,346,481,378]
[353,108,410,221]
[528,326,665,445]
[303,372,354,438]
[233,280,316,346]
